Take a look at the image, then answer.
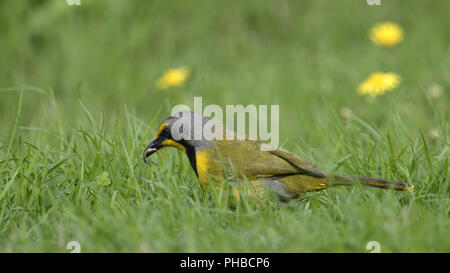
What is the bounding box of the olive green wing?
[213,134,327,179]
[269,147,327,178]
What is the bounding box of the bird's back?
[195,133,327,184]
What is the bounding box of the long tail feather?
[328,175,414,192]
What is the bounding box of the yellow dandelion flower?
[156,67,190,89]
[358,72,401,97]
[370,22,403,47]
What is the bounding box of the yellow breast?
[195,149,212,184]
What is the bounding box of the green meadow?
[0,0,449,252]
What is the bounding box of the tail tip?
[402,184,414,192]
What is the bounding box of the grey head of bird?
[142,111,217,164]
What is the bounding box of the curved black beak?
[142,140,161,164]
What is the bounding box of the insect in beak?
[142,147,157,165]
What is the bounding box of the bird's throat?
[186,146,198,177]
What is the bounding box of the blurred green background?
[0,0,448,252]
[1,0,448,139]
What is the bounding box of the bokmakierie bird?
[142,111,413,201]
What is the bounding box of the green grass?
[0,0,449,252]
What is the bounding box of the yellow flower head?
[358,72,401,97]
[370,22,403,47]
[156,67,190,89]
